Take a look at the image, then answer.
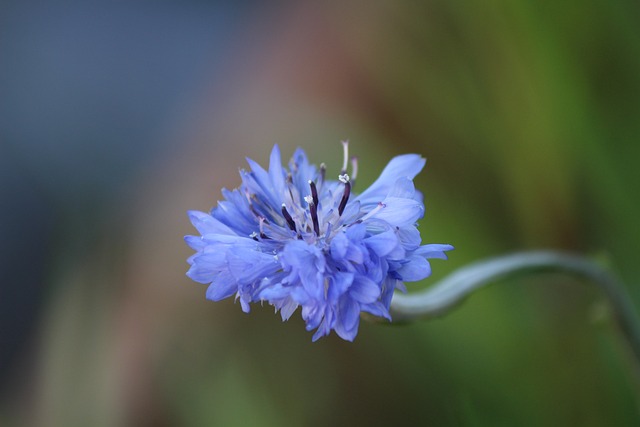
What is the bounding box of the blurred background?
[2,0,640,425]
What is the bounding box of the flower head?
[185,142,453,341]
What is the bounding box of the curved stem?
[390,251,640,365]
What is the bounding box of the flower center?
[251,141,362,245]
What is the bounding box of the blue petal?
[279,297,298,321]
[360,301,391,321]
[345,222,367,241]
[205,270,237,301]
[364,229,401,257]
[356,154,426,205]
[238,294,251,313]
[415,243,454,259]
[380,277,397,308]
[334,297,360,341]
[213,189,257,233]
[241,162,280,211]
[227,248,279,284]
[258,283,290,300]
[302,303,323,330]
[268,144,286,202]
[349,276,381,304]
[200,233,254,246]
[327,271,354,301]
[345,242,365,264]
[188,210,236,235]
[186,263,213,284]
[395,255,432,281]
[281,241,325,299]
[289,148,317,197]
[184,235,206,251]
[374,197,424,227]
[186,251,227,283]
[329,231,349,259]
[397,226,421,251]
[386,177,416,199]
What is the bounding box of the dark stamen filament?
[309,180,319,207]
[338,181,351,216]
[259,217,270,240]
[281,204,297,232]
[309,202,320,236]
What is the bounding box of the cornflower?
[185,142,453,341]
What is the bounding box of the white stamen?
[304,194,313,204]
[338,173,350,183]
[351,157,358,181]
[360,202,386,221]
[341,140,349,173]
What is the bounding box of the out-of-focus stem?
[390,251,640,367]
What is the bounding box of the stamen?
[284,173,299,207]
[308,180,319,207]
[249,193,280,222]
[309,202,320,236]
[281,204,296,232]
[259,217,270,239]
[319,163,326,187]
[341,140,349,175]
[360,202,386,222]
[247,196,261,218]
[338,173,350,184]
[338,181,351,216]
[350,157,358,187]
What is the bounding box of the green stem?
[390,251,640,366]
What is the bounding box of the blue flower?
[185,142,453,341]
